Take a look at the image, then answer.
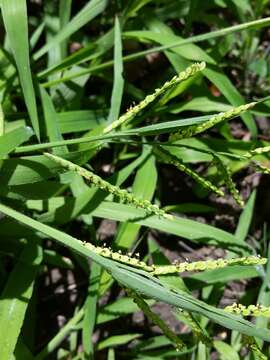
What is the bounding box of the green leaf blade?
[1,0,40,139]
[0,243,42,360]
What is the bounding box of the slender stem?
[34,308,84,360]
[14,133,126,153]
[126,288,186,351]
[40,17,270,87]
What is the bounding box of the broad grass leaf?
[58,110,108,134]
[90,201,248,251]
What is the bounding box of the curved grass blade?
[39,200,249,251]
[88,201,247,250]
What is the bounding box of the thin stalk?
[34,308,84,360]
[40,17,270,87]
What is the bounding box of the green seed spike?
[251,161,270,175]
[155,146,224,197]
[177,310,212,346]
[214,155,244,207]
[151,256,267,275]
[224,303,270,317]
[81,241,267,276]
[82,241,153,271]
[44,152,173,220]
[244,145,270,158]
[170,101,256,141]
[126,288,186,352]
[103,62,206,134]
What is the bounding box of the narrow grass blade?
[34,0,108,60]
[99,146,157,294]
[89,201,247,250]
[204,66,257,136]
[1,0,40,139]
[34,308,84,360]
[107,17,124,123]
[30,22,45,50]
[235,190,256,242]
[96,334,141,351]
[0,242,42,360]
[256,240,270,336]
[13,114,212,154]
[116,147,157,250]
[59,0,72,58]
[82,263,101,358]
[39,86,67,155]
[0,103,4,135]
[40,17,270,86]
[107,348,115,360]
[37,198,247,251]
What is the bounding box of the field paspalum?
[44,152,173,220]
